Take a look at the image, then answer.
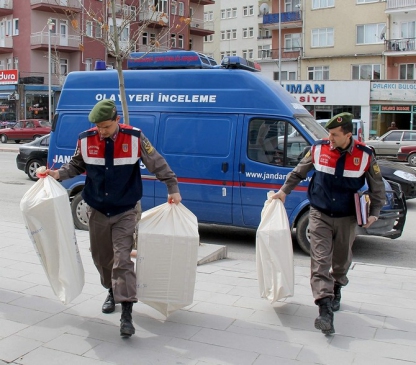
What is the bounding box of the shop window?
[26,94,50,120]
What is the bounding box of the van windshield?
[297,116,328,140]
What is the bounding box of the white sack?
[137,202,199,317]
[256,191,294,303]
[20,175,85,304]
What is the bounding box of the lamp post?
[47,18,53,124]
[278,0,281,85]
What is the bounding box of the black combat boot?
[120,302,135,337]
[332,283,342,312]
[315,297,335,335]
[102,288,115,314]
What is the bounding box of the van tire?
[71,192,89,231]
[296,210,311,255]
[408,153,416,167]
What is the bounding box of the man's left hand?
[168,193,182,205]
[363,216,378,228]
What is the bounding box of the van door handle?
[240,163,245,173]
[222,162,229,173]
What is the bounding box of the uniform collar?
[99,124,119,141]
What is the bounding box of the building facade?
[0,0,214,122]
[205,0,416,140]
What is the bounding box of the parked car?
[16,134,49,181]
[0,119,51,144]
[365,130,416,157]
[316,119,364,141]
[397,145,416,166]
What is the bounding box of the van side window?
[248,119,310,166]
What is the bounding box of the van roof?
[57,68,312,117]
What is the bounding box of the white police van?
[48,51,406,254]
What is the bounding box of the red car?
[0,119,52,144]
[397,145,416,166]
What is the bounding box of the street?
[2,147,416,268]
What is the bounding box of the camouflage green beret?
[88,100,117,124]
[325,112,353,129]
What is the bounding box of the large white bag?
[20,173,85,304]
[136,202,199,317]
[256,191,294,303]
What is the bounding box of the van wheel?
[408,153,416,167]
[0,134,7,143]
[296,211,311,255]
[71,192,89,231]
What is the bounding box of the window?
[204,11,213,21]
[142,32,148,45]
[357,23,385,44]
[220,52,225,60]
[285,0,301,12]
[86,21,93,37]
[6,58,11,70]
[311,28,334,47]
[357,0,378,3]
[352,64,380,80]
[258,45,271,58]
[274,71,296,81]
[85,58,92,71]
[6,20,11,36]
[155,0,168,13]
[171,3,177,15]
[243,49,254,58]
[226,9,231,18]
[204,34,213,42]
[50,19,57,34]
[0,60,3,70]
[308,66,329,80]
[95,23,102,38]
[401,21,416,39]
[232,8,237,18]
[178,2,184,16]
[248,119,309,166]
[243,27,254,38]
[178,35,183,48]
[312,0,334,9]
[248,49,253,59]
[13,57,18,70]
[171,34,176,47]
[384,131,401,141]
[232,29,237,39]
[399,64,415,80]
[221,9,225,19]
[226,29,231,40]
[284,33,301,50]
[243,5,254,16]
[221,30,225,40]
[52,58,68,76]
[13,19,18,36]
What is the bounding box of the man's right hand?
[46,169,60,180]
[271,190,287,203]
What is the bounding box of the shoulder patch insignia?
[143,137,154,154]
[305,150,311,158]
[373,163,381,174]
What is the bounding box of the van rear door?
[156,113,238,224]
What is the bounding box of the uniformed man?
[272,112,385,335]
[47,99,181,337]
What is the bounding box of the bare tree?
[53,0,197,125]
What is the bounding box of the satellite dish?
[379,25,387,40]
[259,3,269,15]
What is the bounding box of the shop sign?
[381,105,411,112]
[0,70,18,85]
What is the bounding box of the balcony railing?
[30,32,81,49]
[30,0,81,9]
[0,36,13,49]
[190,19,214,32]
[258,47,302,60]
[386,0,416,10]
[385,37,416,52]
[263,11,301,25]
[108,4,137,19]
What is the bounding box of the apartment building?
[205,0,416,139]
[0,0,214,121]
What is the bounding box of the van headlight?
[394,170,416,182]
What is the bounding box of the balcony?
[386,0,416,12]
[190,0,215,5]
[30,32,81,52]
[108,4,137,20]
[257,47,302,61]
[30,0,81,14]
[384,37,416,55]
[138,10,168,28]
[262,11,302,30]
[0,36,13,54]
[190,19,214,36]
[0,0,13,17]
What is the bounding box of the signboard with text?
[0,70,18,85]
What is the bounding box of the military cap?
[325,112,353,129]
[88,99,117,123]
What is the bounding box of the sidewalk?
[1,218,416,365]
